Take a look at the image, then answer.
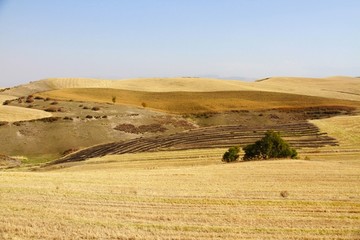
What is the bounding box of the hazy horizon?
[0,0,359,87]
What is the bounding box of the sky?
[0,0,359,87]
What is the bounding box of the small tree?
[243,131,297,160]
[222,146,240,163]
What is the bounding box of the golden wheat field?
[254,76,360,101]
[1,151,360,239]
[36,88,359,114]
[0,91,53,122]
[0,105,52,122]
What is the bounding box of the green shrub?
[222,146,240,163]
[243,131,297,160]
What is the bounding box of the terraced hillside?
[52,121,338,164]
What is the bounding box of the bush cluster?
[222,146,240,163]
[243,131,297,160]
[222,131,298,163]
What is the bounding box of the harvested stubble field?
[1,151,360,239]
[303,115,360,160]
[36,88,360,114]
[0,105,52,122]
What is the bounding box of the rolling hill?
[36,88,359,114]
[0,76,359,163]
[2,76,360,101]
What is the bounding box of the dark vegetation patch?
[0,121,9,127]
[3,100,11,105]
[190,112,218,119]
[242,131,297,160]
[278,106,355,119]
[154,115,196,129]
[13,117,61,125]
[44,106,59,112]
[38,117,61,123]
[0,154,21,168]
[0,88,11,92]
[114,123,167,134]
[280,191,289,198]
[62,148,80,156]
[26,97,34,103]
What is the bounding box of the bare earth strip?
[0,106,52,122]
[1,157,359,239]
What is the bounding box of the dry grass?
[37,88,359,114]
[302,115,360,161]
[0,106,52,122]
[310,115,360,148]
[4,77,253,96]
[5,76,360,101]
[0,95,17,103]
[1,149,359,239]
[254,76,360,101]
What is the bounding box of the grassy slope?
[306,115,360,160]
[0,106,52,122]
[0,95,53,122]
[37,88,359,114]
[1,155,359,239]
[2,77,254,96]
[254,76,360,101]
[311,115,360,147]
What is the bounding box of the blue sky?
[0,0,359,87]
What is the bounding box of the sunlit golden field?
[37,88,359,114]
[1,149,360,239]
[5,76,360,101]
[0,105,52,122]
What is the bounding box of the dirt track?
[51,121,338,164]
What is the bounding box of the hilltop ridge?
[1,76,359,101]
